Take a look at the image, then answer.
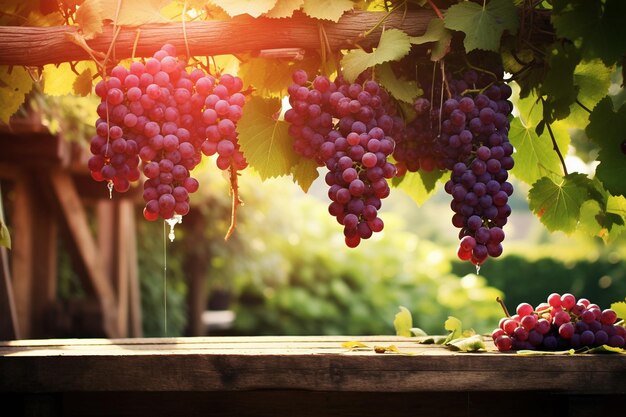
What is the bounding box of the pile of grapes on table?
[492,293,626,351]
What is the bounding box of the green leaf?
[578,199,603,237]
[341,29,412,83]
[444,0,519,52]
[516,349,575,355]
[540,43,580,122]
[264,0,304,18]
[409,17,452,61]
[508,88,569,185]
[375,62,421,104]
[0,219,10,250]
[552,0,626,66]
[0,66,33,124]
[237,96,299,180]
[210,0,277,18]
[528,173,591,234]
[446,335,485,352]
[290,159,319,193]
[586,98,626,197]
[301,0,353,22]
[583,345,626,354]
[443,316,463,343]
[392,170,444,206]
[410,327,428,337]
[565,59,613,129]
[238,56,294,97]
[393,306,413,337]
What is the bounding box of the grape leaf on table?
[444,0,519,52]
[264,0,304,18]
[341,29,412,83]
[585,97,626,197]
[237,96,299,179]
[528,173,591,233]
[301,0,353,22]
[393,306,413,337]
[210,0,277,18]
[409,18,452,62]
[0,66,33,124]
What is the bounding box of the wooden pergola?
[0,120,142,340]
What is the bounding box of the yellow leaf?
[75,0,104,39]
[209,0,278,18]
[264,0,304,18]
[73,67,94,96]
[341,341,370,350]
[0,66,33,124]
[43,61,96,96]
[302,0,353,22]
[393,306,413,337]
[291,159,319,193]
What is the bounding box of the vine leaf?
[444,0,518,52]
[0,66,33,124]
[238,56,295,97]
[75,0,104,39]
[539,43,580,122]
[43,61,97,96]
[552,0,626,66]
[238,96,299,180]
[442,316,463,344]
[341,29,412,83]
[409,18,452,61]
[0,219,10,250]
[264,0,304,18]
[508,89,569,185]
[392,170,444,206]
[446,335,485,352]
[375,63,421,104]
[77,0,170,38]
[586,97,626,197]
[528,173,591,234]
[210,0,277,18]
[393,306,413,337]
[564,59,613,128]
[290,159,319,193]
[301,0,353,22]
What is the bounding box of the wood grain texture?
[0,10,435,67]
[1,336,625,394]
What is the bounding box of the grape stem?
[426,0,444,21]
[496,296,511,317]
[541,99,569,176]
[575,99,592,114]
[224,165,241,241]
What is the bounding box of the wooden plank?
[126,209,142,337]
[0,337,625,394]
[0,247,19,340]
[9,174,34,339]
[49,169,119,338]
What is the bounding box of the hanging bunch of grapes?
[88,44,247,224]
[285,69,403,248]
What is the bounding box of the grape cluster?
[285,70,402,247]
[492,293,626,351]
[88,44,246,221]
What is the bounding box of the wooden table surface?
[1,335,625,394]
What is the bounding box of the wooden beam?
[0,10,436,66]
[9,175,34,339]
[49,169,119,338]
[0,247,19,340]
[126,207,142,338]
